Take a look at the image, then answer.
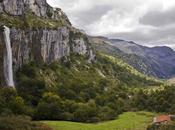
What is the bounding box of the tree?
[8,96,26,114]
[0,88,27,115]
[36,92,63,120]
[73,100,98,122]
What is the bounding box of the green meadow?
[43,112,154,130]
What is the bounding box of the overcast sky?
[47,0,175,49]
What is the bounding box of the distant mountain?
[90,37,175,79]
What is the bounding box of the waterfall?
[3,26,14,87]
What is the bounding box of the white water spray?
[3,26,14,87]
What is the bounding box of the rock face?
[10,27,92,70]
[0,0,94,86]
[1,0,69,21]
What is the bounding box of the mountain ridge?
[90,36,175,79]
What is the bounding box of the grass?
[43,112,154,130]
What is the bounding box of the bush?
[99,106,116,120]
[0,115,53,130]
[73,100,98,122]
[17,78,46,106]
[36,93,63,120]
[0,88,28,115]
[147,123,175,130]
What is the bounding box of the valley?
[0,0,175,130]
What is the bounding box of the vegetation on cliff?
[0,11,68,29]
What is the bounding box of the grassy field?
[43,112,154,130]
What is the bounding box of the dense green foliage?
[44,112,154,130]
[0,88,28,115]
[0,115,53,130]
[0,53,172,125]
[0,88,52,130]
[13,54,161,122]
[131,86,175,113]
[147,123,175,130]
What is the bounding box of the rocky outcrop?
[1,0,70,22]
[10,27,93,70]
[0,0,94,87]
[0,2,3,12]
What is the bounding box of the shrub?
[147,123,175,130]
[0,115,53,130]
[36,93,63,120]
[73,100,98,122]
[17,78,46,106]
[99,106,116,120]
[0,88,28,115]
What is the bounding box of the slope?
[90,37,175,79]
[15,53,162,122]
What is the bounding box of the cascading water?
[3,26,14,87]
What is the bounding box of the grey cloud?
[107,30,156,42]
[47,0,77,8]
[108,26,175,44]
[107,29,175,50]
[72,5,113,27]
[139,7,175,27]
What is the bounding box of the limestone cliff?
[1,0,70,22]
[0,0,94,86]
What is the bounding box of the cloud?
[47,0,175,49]
[47,0,149,29]
[140,7,175,27]
[72,5,112,28]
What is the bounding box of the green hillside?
[90,37,175,79]
[90,37,156,77]
[12,53,162,122]
[0,40,174,130]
